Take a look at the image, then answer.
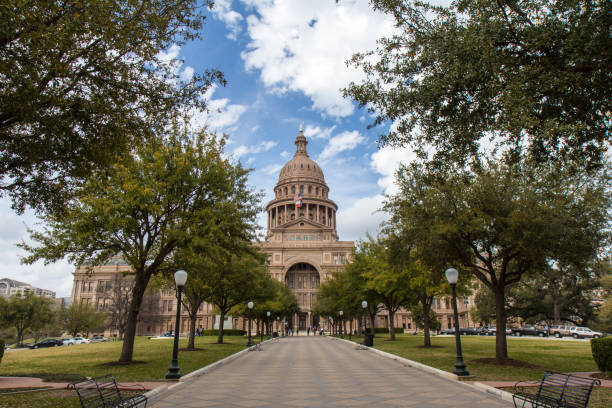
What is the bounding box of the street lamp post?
[276,316,279,337]
[445,267,470,376]
[266,311,271,340]
[339,310,344,339]
[361,300,372,347]
[166,270,187,379]
[246,301,254,348]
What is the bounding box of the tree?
[0,293,54,346]
[411,305,440,332]
[21,130,255,362]
[595,261,612,332]
[345,0,611,169]
[1,0,224,213]
[508,262,603,326]
[359,236,414,340]
[58,302,105,337]
[206,250,271,344]
[386,158,609,360]
[471,285,497,326]
[105,273,135,340]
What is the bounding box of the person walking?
[307,326,311,336]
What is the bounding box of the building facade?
[0,278,56,298]
[70,127,474,336]
[257,128,355,330]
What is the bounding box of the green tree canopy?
[58,302,105,337]
[1,0,224,213]
[21,129,255,362]
[0,293,54,346]
[386,157,609,359]
[345,0,611,168]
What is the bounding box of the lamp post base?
[165,361,181,379]
[453,358,470,376]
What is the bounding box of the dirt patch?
[471,357,541,369]
[416,345,444,349]
[179,347,205,352]
[98,360,148,367]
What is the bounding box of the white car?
[72,337,90,344]
[60,338,77,345]
[569,327,603,339]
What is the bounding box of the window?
[300,185,304,193]
[308,185,312,194]
[292,186,296,194]
[304,235,308,241]
[168,300,173,312]
[316,187,319,195]
[297,235,301,240]
[317,235,321,240]
[284,187,288,195]
[310,235,314,240]
[290,236,294,240]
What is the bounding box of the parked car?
[72,337,90,344]
[439,327,478,335]
[90,336,109,342]
[550,325,573,338]
[60,338,77,345]
[569,327,603,339]
[28,339,63,349]
[511,326,549,337]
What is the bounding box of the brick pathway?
[150,336,511,408]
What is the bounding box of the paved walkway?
[151,336,511,408]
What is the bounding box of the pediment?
[275,217,327,231]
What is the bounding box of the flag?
[294,193,302,208]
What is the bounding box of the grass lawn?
[0,335,257,382]
[349,333,599,381]
[0,388,143,408]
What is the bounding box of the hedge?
[591,337,612,373]
[373,327,405,334]
[202,329,245,336]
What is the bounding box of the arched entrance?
[285,262,320,331]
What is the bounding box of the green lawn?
[350,333,599,381]
[0,335,256,382]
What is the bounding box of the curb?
[143,339,274,404]
[329,336,514,405]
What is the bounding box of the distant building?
[0,278,56,298]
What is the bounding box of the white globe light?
[174,270,188,287]
[361,300,367,309]
[266,311,270,317]
[247,301,254,309]
[339,310,343,316]
[445,267,459,284]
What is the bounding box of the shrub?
[591,337,612,373]
[202,329,245,336]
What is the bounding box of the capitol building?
[70,128,473,336]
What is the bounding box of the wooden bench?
[512,372,600,408]
[72,374,147,408]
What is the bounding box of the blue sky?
[1,0,450,296]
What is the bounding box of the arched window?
[308,185,312,194]
[315,187,319,195]
[291,186,296,194]
[299,185,304,194]
[284,187,288,195]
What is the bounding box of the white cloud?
[318,130,365,161]
[180,66,194,82]
[190,84,248,131]
[259,163,284,175]
[370,145,416,195]
[304,124,336,140]
[241,0,397,117]
[336,195,388,241]
[232,140,278,158]
[280,151,290,158]
[211,0,244,40]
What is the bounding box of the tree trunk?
[187,312,197,350]
[423,301,431,347]
[369,313,376,335]
[389,310,396,340]
[217,309,225,344]
[119,275,148,362]
[494,287,508,360]
[553,300,561,324]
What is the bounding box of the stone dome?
[277,129,326,185]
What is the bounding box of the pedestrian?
[313,326,317,336]
[307,326,310,336]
